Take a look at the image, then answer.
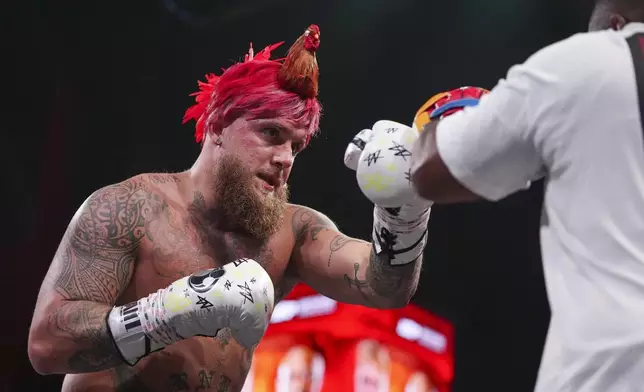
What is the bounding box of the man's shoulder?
[107,173,183,192]
[72,174,172,243]
[524,31,619,80]
[86,173,183,207]
[138,173,184,186]
[286,203,315,216]
[539,30,611,56]
[506,30,623,110]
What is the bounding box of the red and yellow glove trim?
[413,86,489,132]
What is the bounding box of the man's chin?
[233,189,288,240]
[214,157,289,241]
[252,187,276,203]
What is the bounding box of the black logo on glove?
[233,258,249,267]
[188,268,226,294]
[404,169,412,184]
[389,141,412,161]
[238,281,254,304]
[364,150,382,166]
[196,295,214,309]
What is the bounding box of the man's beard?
[213,153,289,242]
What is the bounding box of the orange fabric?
[249,335,321,392]
[414,92,450,131]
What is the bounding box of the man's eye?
[292,143,303,154]
[263,128,280,138]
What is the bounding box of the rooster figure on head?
[182,24,321,143]
[278,24,321,98]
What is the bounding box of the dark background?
[4,0,594,390]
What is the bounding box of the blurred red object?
[243,283,454,392]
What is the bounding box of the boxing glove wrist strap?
[371,206,430,266]
[107,283,188,366]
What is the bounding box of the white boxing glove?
[107,258,274,365]
[345,120,431,209]
[345,120,431,266]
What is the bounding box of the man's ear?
[610,13,628,30]
[205,118,226,142]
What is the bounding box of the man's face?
[220,116,308,191]
[211,116,308,240]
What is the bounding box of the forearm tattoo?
[48,177,163,372]
[338,238,420,307]
[365,247,421,303]
[291,206,420,307]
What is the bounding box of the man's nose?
[272,144,294,169]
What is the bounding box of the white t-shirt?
[435,23,644,392]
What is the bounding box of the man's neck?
[184,168,254,241]
[182,187,267,263]
[187,154,222,209]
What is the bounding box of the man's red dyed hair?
[183,31,323,145]
[205,60,321,144]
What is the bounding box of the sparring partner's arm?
[408,38,586,203]
[288,205,422,309]
[28,177,152,374]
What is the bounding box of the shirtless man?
[27,26,431,391]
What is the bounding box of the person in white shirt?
[344,0,644,390]
[401,0,644,390]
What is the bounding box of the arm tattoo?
[291,206,337,246]
[343,262,375,306]
[54,178,154,301]
[46,177,163,372]
[292,205,419,307]
[148,174,180,184]
[366,248,421,302]
[48,301,120,372]
[112,365,154,392]
[329,234,367,266]
[169,372,190,391]
[339,240,420,307]
[291,206,364,267]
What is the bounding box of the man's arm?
[411,121,482,203]
[28,176,160,374]
[410,87,543,204]
[288,205,421,309]
[409,34,603,204]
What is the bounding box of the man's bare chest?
[125,206,294,303]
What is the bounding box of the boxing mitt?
[107,259,275,365]
[412,86,489,132]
